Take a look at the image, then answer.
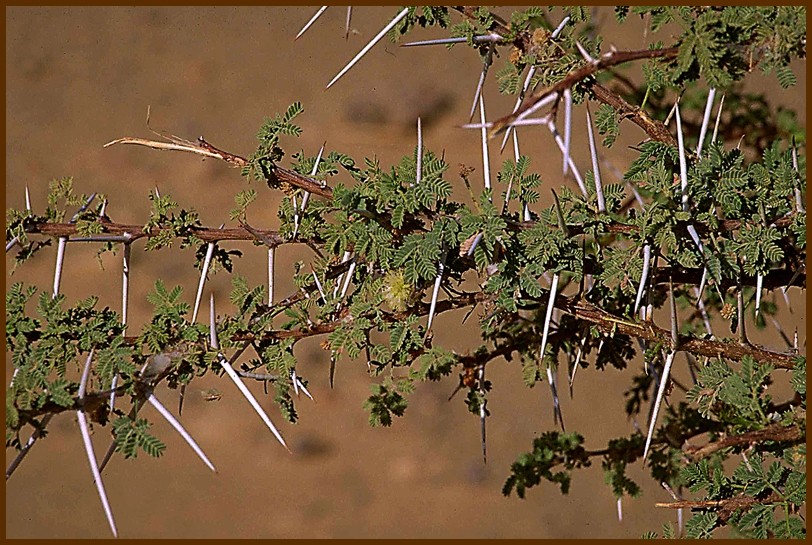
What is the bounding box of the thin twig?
[6,414,53,480]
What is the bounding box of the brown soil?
[5,6,805,538]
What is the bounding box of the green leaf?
[363,381,408,427]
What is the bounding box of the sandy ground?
[5,6,806,538]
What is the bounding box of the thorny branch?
[491,46,680,142]
[682,422,805,461]
[656,491,785,524]
[19,217,806,296]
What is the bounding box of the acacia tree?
[5,6,806,539]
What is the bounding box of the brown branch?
[656,491,784,524]
[491,46,680,138]
[590,82,677,146]
[23,213,801,369]
[229,289,490,344]
[28,220,290,245]
[450,6,512,38]
[683,423,804,461]
[104,136,332,200]
[510,213,797,235]
[560,297,799,370]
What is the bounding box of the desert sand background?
[5,6,806,538]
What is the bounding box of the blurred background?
[5,6,806,538]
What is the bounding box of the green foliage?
[244,102,305,182]
[686,356,773,429]
[502,432,591,497]
[143,189,204,252]
[5,6,806,539]
[112,415,166,459]
[680,449,807,538]
[363,379,409,427]
[593,103,620,148]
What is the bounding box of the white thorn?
[122,242,131,329]
[546,365,564,431]
[339,259,356,300]
[675,101,689,212]
[633,244,651,317]
[218,354,290,452]
[551,16,571,39]
[294,142,326,240]
[569,335,587,394]
[70,192,97,222]
[333,251,352,298]
[791,140,805,213]
[295,6,328,40]
[416,117,423,185]
[586,103,606,212]
[344,6,352,39]
[696,88,716,158]
[547,119,588,196]
[479,94,492,192]
[147,393,216,472]
[515,91,558,124]
[575,41,597,64]
[695,286,713,337]
[24,186,32,214]
[78,349,118,538]
[326,8,410,89]
[291,369,299,397]
[563,87,572,175]
[311,269,327,303]
[711,92,725,144]
[617,497,623,522]
[539,273,559,364]
[468,44,494,121]
[500,66,537,152]
[426,258,445,333]
[467,233,483,257]
[462,116,553,130]
[210,292,218,348]
[292,193,300,236]
[312,142,327,176]
[268,247,275,305]
[109,375,118,413]
[6,237,19,253]
[52,237,67,299]
[401,33,502,47]
[755,273,763,318]
[192,238,217,323]
[296,374,315,402]
[77,410,117,538]
[478,365,487,464]
[643,351,676,463]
